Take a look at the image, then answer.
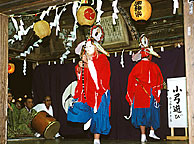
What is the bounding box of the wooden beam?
[1,0,76,15]
[109,0,171,9]
[0,13,8,144]
[0,0,37,7]
[104,37,183,53]
[183,0,194,143]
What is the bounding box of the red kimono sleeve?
[152,64,164,103]
[125,66,137,106]
[96,54,111,97]
[73,64,81,99]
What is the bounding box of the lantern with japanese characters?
[77,6,96,26]
[8,63,15,74]
[33,20,51,39]
[130,0,152,21]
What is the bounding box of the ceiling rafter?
[5,0,184,62]
[0,0,76,15]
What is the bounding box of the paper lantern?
[33,20,51,39]
[8,63,15,74]
[81,0,88,4]
[77,6,96,26]
[130,0,152,21]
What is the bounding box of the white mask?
[85,41,95,56]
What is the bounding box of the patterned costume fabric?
[67,53,111,134]
[68,90,111,135]
[17,107,37,135]
[73,54,111,110]
[7,103,21,138]
[125,59,163,129]
[126,59,163,108]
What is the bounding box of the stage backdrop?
[8,59,33,100]
[32,46,185,140]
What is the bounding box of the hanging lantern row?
[130,0,152,21]
[8,63,15,74]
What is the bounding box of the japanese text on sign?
[167,77,188,128]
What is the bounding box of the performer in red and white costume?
[126,34,164,143]
[67,38,111,144]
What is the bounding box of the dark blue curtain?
[32,46,185,140]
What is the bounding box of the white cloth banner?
[167,77,188,128]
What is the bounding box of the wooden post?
[171,128,174,136]
[184,1,194,144]
[0,13,8,144]
[185,127,188,137]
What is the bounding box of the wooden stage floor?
[7,137,189,144]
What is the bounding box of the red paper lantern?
[130,0,152,21]
[77,6,96,26]
[8,63,15,74]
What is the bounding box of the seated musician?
[15,100,22,110]
[33,96,53,116]
[33,96,60,138]
[17,97,37,136]
[7,90,21,138]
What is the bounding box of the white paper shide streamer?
[96,0,104,24]
[40,6,56,20]
[23,59,27,76]
[112,0,119,25]
[9,3,72,44]
[10,17,34,42]
[120,49,125,68]
[70,1,80,42]
[173,0,179,14]
[50,6,67,36]
[60,1,81,63]
[16,39,42,58]
[11,16,19,32]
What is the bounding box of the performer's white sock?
[150,130,154,135]
[84,118,92,130]
[94,139,100,144]
[55,132,60,138]
[141,134,147,143]
[34,132,41,138]
[149,130,160,140]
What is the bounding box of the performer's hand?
[82,54,88,63]
[78,61,83,68]
[8,103,13,111]
[28,123,31,128]
[78,60,88,68]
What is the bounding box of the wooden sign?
[101,14,129,48]
[167,77,188,128]
[167,77,188,141]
